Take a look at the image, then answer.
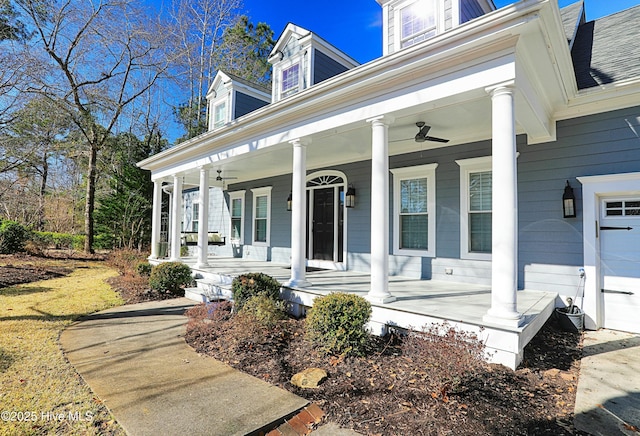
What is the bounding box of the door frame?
[306,170,348,270]
[578,172,640,330]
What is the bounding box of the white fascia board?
[554,79,640,121]
[269,23,310,62]
[515,57,556,143]
[139,2,548,173]
[206,71,230,100]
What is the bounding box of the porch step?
[184,278,234,303]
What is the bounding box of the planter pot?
[555,307,584,332]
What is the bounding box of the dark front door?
[312,188,334,260]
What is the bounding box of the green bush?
[0,221,30,254]
[305,292,372,357]
[32,231,84,250]
[136,261,153,277]
[148,262,193,296]
[241,294,287,327]
[231,273,281,310]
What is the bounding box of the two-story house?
[139,0,640,368]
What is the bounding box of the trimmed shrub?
[136,261,153,277]
[231,272,281,310]
[241,294,287,327]
[305,292,372,357]
[0,221,30,254]
[148,262,193,296]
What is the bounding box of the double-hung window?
[191,201,200,232]
[391,164,437,256]
[213,101,226,129]
[251,187,272,245]
[229,190,245,244]
[457,157,492,259]
[281,63,300,98]
[398,0,437,48]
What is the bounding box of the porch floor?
[178,256,557,334]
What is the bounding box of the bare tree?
[168,0,242,140]
[15,0,172,252]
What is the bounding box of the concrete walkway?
[60,298,309,436]
[574,329,640,435]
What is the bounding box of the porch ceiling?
[180,97,493,186]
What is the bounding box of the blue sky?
[238,0,640,64]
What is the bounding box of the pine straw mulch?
[185,302,588,436]
[0,253,76,288]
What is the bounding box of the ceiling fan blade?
[389,138,412,143]
[417,124,431,138]
[424,136,449,143]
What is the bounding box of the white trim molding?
[229,190,246,245]
[577,171,640,331]
[456,156,492,261]
[390,163,438,257]
[251,186,272,247]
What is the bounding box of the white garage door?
[600,198,640,333]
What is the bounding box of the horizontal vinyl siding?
[313,50,350,85]
[460,0,485,23]
[234,92,269,119]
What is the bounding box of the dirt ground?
[1,255,588,435]
[185,302,588,435]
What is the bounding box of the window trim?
[251,187,272,246]
[390,163,438,257]
[191,200,200,232]
[213,100,227,129]
[394,0,440,50]
[229,190,246,244]
[280,62,301,99]
[456,156,492,260]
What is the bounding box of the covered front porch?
[164,256,558,369]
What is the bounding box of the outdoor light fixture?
[287,192,292,211]
[345,185,356,208]
[563,180,576,218]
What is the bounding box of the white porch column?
[367,116,395,304]
[484,85,522,326]
[149,179,163,259]
[285,138,311,288]
[195,166,210,268]
[169,174,183,262]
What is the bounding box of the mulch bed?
[185,304,588,435]
[0,254,73,288]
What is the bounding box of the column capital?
[289,137,311,147]
[198,165,211,172]
[366,114,395,127]
[485,81,515,97]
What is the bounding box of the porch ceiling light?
[563,180,576,218]
[346,184,356,208]
[287,192,292,211]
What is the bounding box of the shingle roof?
[223,71,272,93]
[559,1,584,44]
[571,4,640,89]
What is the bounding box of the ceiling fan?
[215,170,237,182]
[392,122,449,143]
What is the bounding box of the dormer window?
[399,0,437,48]
[213,101,227,129]
[281,63,300,98]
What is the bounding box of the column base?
[365,293,396,304]
[483,308,524,328]
[283,278,312,289]
[194,262,210,269]
[168,257,182,263]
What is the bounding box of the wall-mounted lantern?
[286,192,292,211]
[345,185,356,208]
[563,180,576,218]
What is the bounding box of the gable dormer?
[268,23,359,103]
[377,0,495,55]
[205,71,271,132]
